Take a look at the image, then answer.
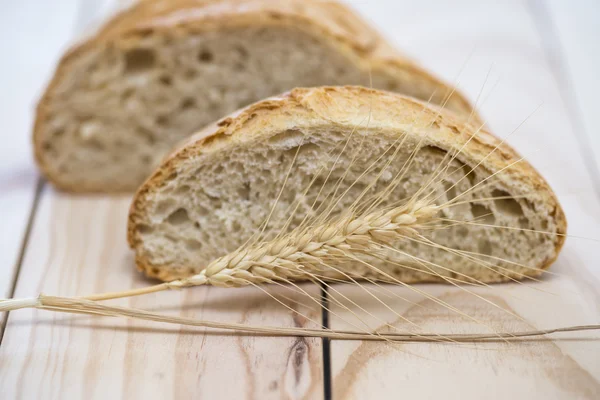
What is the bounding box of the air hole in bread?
[156,116,168,128]
[492,189,523,217]
[268,129,305,148]
[233,46,248,70]
[52,129,65,138]
[183,69,197,79]
[198,50,214,63]
[155,198,176,217]
[478,240,493,255]
[196,205,208,216]
[185,239,203,251]
[180,98,195,110]
[448,160,468,179]
[83,138,104,150]
[42,141,53,152]
[124,48,156,74]
[238,182,251,200]
[471,203,495,224]
[137,224,154,234]
[140,128,157,144]
[313,200,323,211]
[158,75,172,86]
[166,208,190,225]
[175,185,191,195]
[234,45,249,59]
[420,144,446,157]
[121,88,134,102]
[462,164,476,185]
[165,172,178,182]
[206,193,222,209]
[443,181,458,202]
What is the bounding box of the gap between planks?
[526,0,600,200]
[320,284,333,400]
[0,179,45,346]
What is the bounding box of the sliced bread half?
[127,86,566,284]
[35,0,478,192]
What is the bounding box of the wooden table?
[1,1,599,398]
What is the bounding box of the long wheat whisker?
[308,260,460,343]
[405,230,543,285]
[437,152,536,210]
[270,274,411,348]
[250,136,305,246]
[439,218,594,241]
[376,241,529,331]
[334,250,503,336]
[446,194,534,207]
[403,233,563,300]
[431,103,543,206]
[407,67,499,208]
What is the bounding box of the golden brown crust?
[33,0,477,192]
[128,86,566,282]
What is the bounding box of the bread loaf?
[127,86,566,283]
[34,0,477,192]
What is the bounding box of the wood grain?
[329,281,600,399]
[0,189,324,399]
[330,0,600,398]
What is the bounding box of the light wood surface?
[0,1,81,298]
[544,0,600,171]
[0,0,599,399]
[329,1,600,398]
[0,189,323,399]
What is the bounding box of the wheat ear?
[167,200,438,289]
[2,75,597,341]
[1,195,598,343]
[77,200,437,301]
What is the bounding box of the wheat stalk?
[168,200,438,289]
[1,194,598,342]
[1,295,598,342]
[2,74,597,343]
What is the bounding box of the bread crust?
[33,0,478,192]
[128,86,567,282]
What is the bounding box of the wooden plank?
[331,0,600,398]
[329,280,600,399]
[0,189,324,399]
[0,1,81,299]
[536,0,600,178]
[2,1,325,397]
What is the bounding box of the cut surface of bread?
[35,0,478,192]
[128,86,566,284]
